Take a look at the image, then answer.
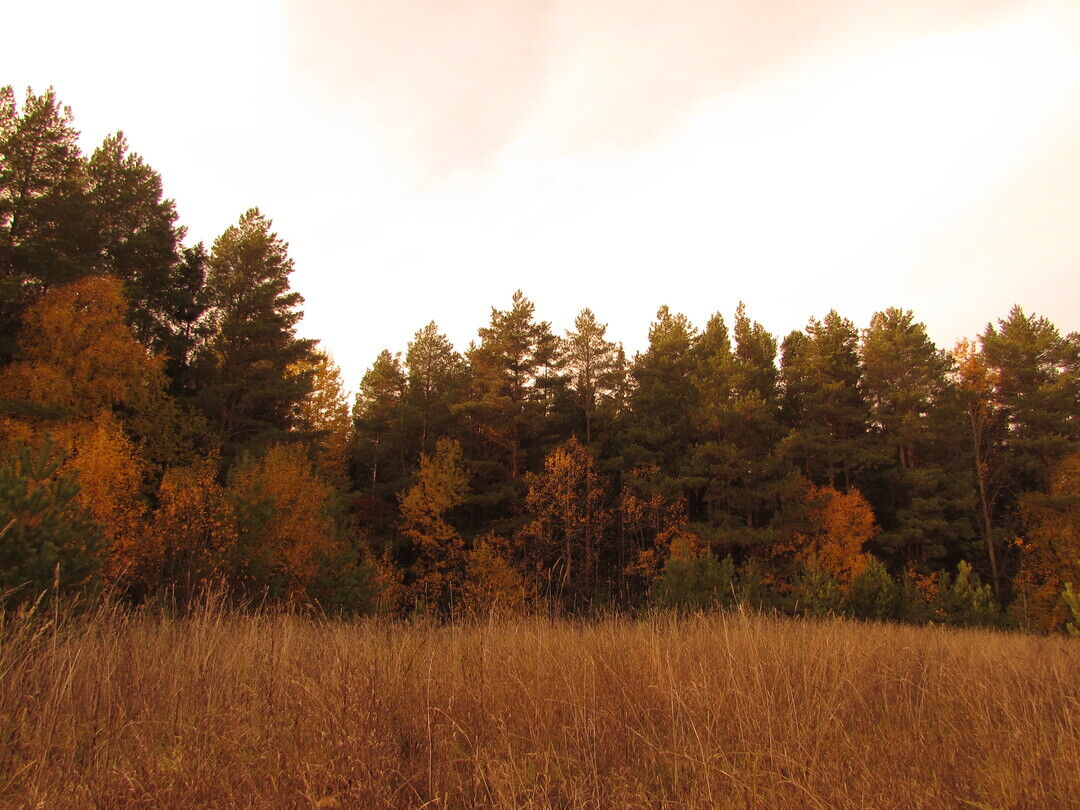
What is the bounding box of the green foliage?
[793,560,843,618]
[651,551,734,611]
[0,436,101,606]
[309,545,376,617]
[193,208,316,459]
[1063,582,1080,638]
[844,556,899,621]
[932,561,1002,628]
[735,558,780,611]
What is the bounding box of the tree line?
[2,87,1078,630]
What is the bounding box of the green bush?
[845,556,899,621]
[1063,582,1080,638]
[651,551,735,611]
[0,436,101,607]
[793,561,843,618]
[932,561,1002,628]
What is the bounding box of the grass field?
[1,602,1077,808]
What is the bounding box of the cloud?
[284,0,1033,176]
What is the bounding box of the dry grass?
[1,603,1077,809]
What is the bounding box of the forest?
[2,85,1079,632]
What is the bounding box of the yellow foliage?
[797,485,877,586]
[292,352,351,490]
[399,438,468,606]
[521,436,610,597]
[371,552,409,616]
[0,276,166,419]
[228,443,340,594]
[1015,451,1080,631]
[461,535,526,617]
[63,413,149,586]
[619,465,691,587]
[151,455,237,591]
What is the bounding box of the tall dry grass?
[0,600,1077,808]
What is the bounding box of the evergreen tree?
[458,291,560,521]
[193,209,316,458]
[981,307,1080,494]
[0,86,95,360]
[86,132,183,348]
[627,306,698,477]
[352,349,408,492]
[560,308,622,446]
[0,436,101,606]
[404,321,466,455]
[780,311,873,489]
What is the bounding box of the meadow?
[1,602,1077,809]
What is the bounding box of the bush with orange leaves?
[1014,450,1080,632]
[226,443,342,601]
[794,484,878,588]
[149,455,237,602]
[461,534,526,618]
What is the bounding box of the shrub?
[793,560,843,618]
[845,556,900,621]
[0,436,101,606]
[651,546,735,611]
[932,561,1002,628]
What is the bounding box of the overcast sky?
[5,0,1079,391]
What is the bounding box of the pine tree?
[560,308,622,446]
[404,321,466,455]
[0,436,101,606]
[458,291,560,523]
[194,209,316,458]
[353,349,408,492]
[0,87,95,360]
[86,132,183,348]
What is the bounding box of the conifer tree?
[560,308,622,445]
[194,209,316,458]
[0,87,95,359]
[87,132,183,348]
[404,321,466,455]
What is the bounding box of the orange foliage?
[399,438,468,606]
[228,443,341,594]
[0,275,166,419]
[371,552,409,616]
[151,455,237,592]
[797,485,877,586]
[521,437,611,597]
[293,352,351,490]
[1015,450,1080,631]
[461,534,526,617]
[64,413,149,586]
[620,465,693,587]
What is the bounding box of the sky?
[5,0,1079,392]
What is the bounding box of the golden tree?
[150,454,237,600]
[293,351,351,490]
[619,464,696,593]
[520,436,611,601]
[952,338,1004,598]
[0,275,166,420]
[1015,450,1080,631]
[461,534,526,617]
[796,485,878,587]
[399,437,468,609]
[63,412,149,587]
[228,443,340,598]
